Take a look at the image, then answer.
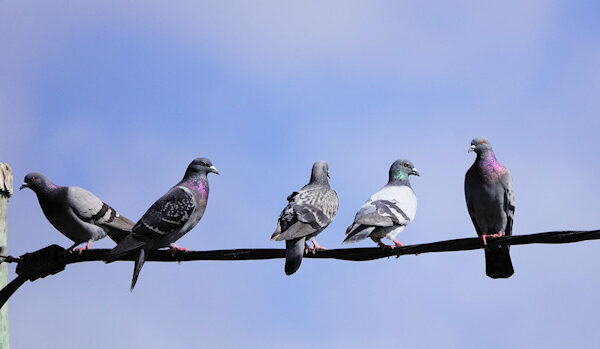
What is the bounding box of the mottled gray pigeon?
[344,159,419,248]
[271,161,338,275]
[465,137,515,279]
[20,172,135,252]
[104,158,219,290]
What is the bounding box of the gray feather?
[344,161,418,246]
[104,157,218,290]
[21,173,134,248]
[465,139,515,278]
[285,237,306,275]
[272,161,338,275]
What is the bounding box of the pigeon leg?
[73,241,92,255]
[480,231,505,246]
[391,239,403,248]
[377,241,392,249]
[304,242,314,254]
[311,239,328,251]
[169,243,189,255]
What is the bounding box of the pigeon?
[465,137,515,279]
[344,159,419,248]
[20,172,135,252]
[271,161,338,275]
[104,158,219,290]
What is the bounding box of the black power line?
[1,228,599,307]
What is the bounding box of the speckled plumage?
[104,157,219,290]
[271,161,338,275]
[465,137,515,279]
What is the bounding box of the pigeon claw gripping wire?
[481,231,505,247]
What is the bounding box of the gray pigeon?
[271,161,338,275]
[20,172,135,252]
[104,158,219,290]
[465,137,515,279]
[344,159,419,248]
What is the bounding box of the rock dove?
[104,158,219,290]
[271,161,338,275]
[20,172,135,252]
[465,137,515,279]
[344,159,419,248]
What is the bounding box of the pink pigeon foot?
[392,240,403,248]
[304,242,314,254]
[311,239,328,251]
[169,243,189,255]
[481,231,505,246]
[72,242,91,255]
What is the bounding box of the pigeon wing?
[132,186,196,240]
[501,170,515,236]
[274,187,338,241]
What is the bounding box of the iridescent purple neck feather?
[476,149,506,180]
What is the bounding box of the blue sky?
[1,1,600,348]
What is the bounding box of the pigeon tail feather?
[104,215,135,243]
[104,235,146,263]
[485,246,514,279]
[284,237,305,275]
[130,248,147,291]
[343,225,374,244]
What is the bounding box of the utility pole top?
[0,162,11,349]
[0,163,13,198]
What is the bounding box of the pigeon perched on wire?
[271,161,338,275]
[465,137,515,279]
[104,158,219,291]
[20,172,135,253]
[344,159,419,248]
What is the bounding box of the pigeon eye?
[479,141,485,145]
[403,163,408,167]
[30,177,36,182]
[199,162,206,167]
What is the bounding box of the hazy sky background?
[1,1,600,348]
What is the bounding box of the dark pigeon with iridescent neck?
[271,161,338,275]
[105,158,219,290]
[465,137,515,279]
[344,159,419,248]
[20,172,135,252]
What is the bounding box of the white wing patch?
[367,185,417,222]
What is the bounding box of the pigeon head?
[469,137,493,155]
[389,159,419,183]
[184,158,219,178]
[309,160,330,185]
[20,172,54,193]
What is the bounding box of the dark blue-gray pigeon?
[104,158,219,290]
[271,161,338,275]
[344,159,419,248]
[20,172,135,252]
[465,137,515,279]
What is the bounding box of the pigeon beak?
[208,166,220,175]
[19,183,27,190]
[411,168,420,176]
[327,171,330,179]
[468,145,476,153]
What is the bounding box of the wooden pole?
[0,163,13,349]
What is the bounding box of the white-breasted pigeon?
[344,159,419,248]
